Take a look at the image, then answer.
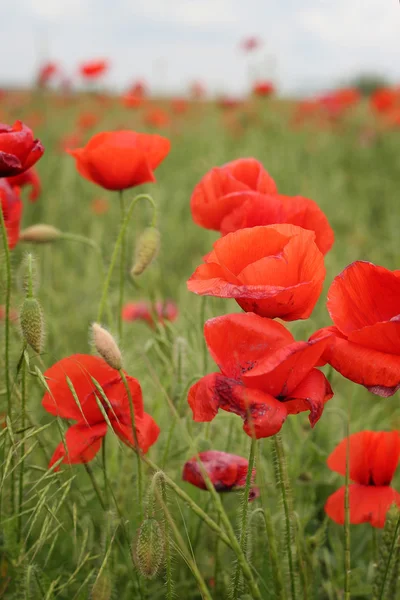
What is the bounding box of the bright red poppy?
[183,450,259,501]
[188,312,333,438]
[0,179,22,249]
[122,300,178,328]
[0,121,44,177]
[252,81,275,97]
[311,261,400,397]
[188,224,325,321]
[325,431,400,528]
[191,158,277,231]
[79,60,108,79]
[370,88,400,115]
[37,62,58,86]
[42,354,160,469]
[68,130,170,191]
[7,167,41,202]
[121,94,144,109]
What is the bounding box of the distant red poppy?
[7,167,41,202]
[42,354,160,469]
[144,108,170,129]
[191,158,277,230]
[90,197,109,215]
[188,224,325,321]
[240,37,262,52]
[37,62,58,87]
[325,431,400,528]
[311,261,400,397]
[217,97,243,111]
[79,60,108,79]
[77,112,100,131]
[171,98,189,115]
[252,81,275,97]
[0,121,44,177]
[59,131,82,153]
[68,130,170,191]
[129,80,147,98]
[0,180,22,249]
[121,94,144,109]
[370,88,400,115]
[183,450,259,501]
[122,300,178,328]
[188,312,333,438]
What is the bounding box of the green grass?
[1,92,400,599]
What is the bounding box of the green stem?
[0,208,14,515]
[344,420,351,600]
[233,436,257,599]
[17,349,27,541]
[102,437,109,507]
[118,191,126,340]
[83,463,107,511]
[161,478,173,600]
[119,369,143,521]
[96,194,157,325]
[274,433,297,600]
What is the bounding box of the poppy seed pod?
[134,518,165,579]
[19,224,62,244]
[91,323,122,371]
[20,297,44,353]
[131,227,160,276]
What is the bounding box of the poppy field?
[1,81,400,600]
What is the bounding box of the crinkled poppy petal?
[112,412,160,453]
[0,151,22,176]
[283,369,333,426]
[188,373,221,422]
[22,139,45,171]
[48,422,107,471]
[243,335,331,396]
[187,265,243,297]
[42,354,118,420]
[228,158,277,194]
[219,192,285,235]
[348,319,400,355]
[320,329,400,396]
[204,312,294,380]
[325,484,400,528]
[104,375,145,421]
[327,431,375,485]
[0,121,34,166]
[135,133,171,170]
[279,194,334,255]
[182,450,253,493]
[327,261,400,335]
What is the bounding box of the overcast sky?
[1,0,399,96]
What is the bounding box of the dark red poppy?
[188,312,333,438]
[183,450,259,501]
[188,224,325,321]
[252,81,275,97]
[325,431,400,528]
[0,179,22,249]
[311,261,400,397]
[68,130,170,191]
[122,300,178,328]
[7,167,41,202]
[79,60,108,79]
[42,354,160,469]
[191,158,277,230]
[240,37,262,52]
[0,121,44,177]
[37,62,58,87]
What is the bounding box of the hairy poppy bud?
[91,573,112,600]
[131,227,160,276]
[19,224,62,244]
[134,518,164,579]
[91,323,122,370]
[20,298,44,353]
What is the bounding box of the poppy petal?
[112,413,160,453]
[284,368,333,426]
[325,484,400,528]
[49,422,107,470]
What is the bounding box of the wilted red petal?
[284,369,333,426]
[182,450,256,494]
[325,484,400,528]
[48,422,107,470]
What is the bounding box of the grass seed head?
[91,323,122,370]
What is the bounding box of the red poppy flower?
[68,130,170,191]
[208,190,333,255]
[252,81,275,97]
[7,167,41,202]
[129,80,147,98]
[77,112,100,131]
[0,180,22,249]
[79,60,108,79]
[191,158,277,231]
[183,450,259,501]
[121,94,144,109]
[370,88,400,115]
[144,108,171,129]
[188,312,333,438]
[188,224,325,321]
[311,261,400,397]
[37,62,58,86]
[59,131,82,153]
[0,121,44,177]
[42,354,160,470]
[325,431,400,528]
[122,300,178,328]
[217,97,243,111]
[171,98,189,115]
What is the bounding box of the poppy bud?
[91,323,122,371]
[20,298,44,353]
[134,517,165,579]
[19,224,62,244]
[90,573,112,600]
[131,227,160,277]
